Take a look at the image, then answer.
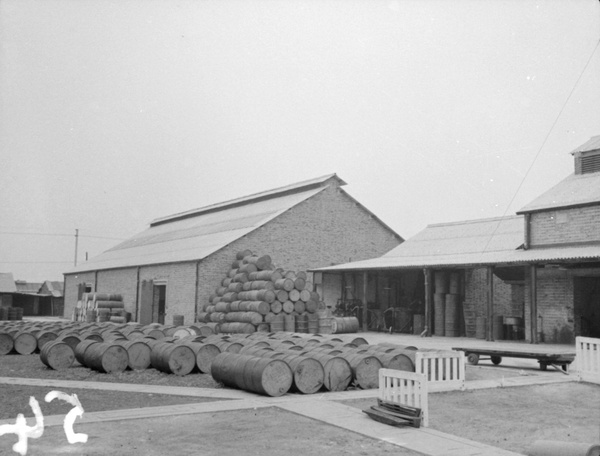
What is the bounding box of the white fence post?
[379,368,428,427]
[576,336,600,385]
[414,350,466,392]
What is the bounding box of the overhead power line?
[0,261,73,264]
[481,36,600,254]
[0,231,126,241]
[83,234,128,241]
[500,38,600,219]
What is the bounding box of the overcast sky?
[1,0,599,282]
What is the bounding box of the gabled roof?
[517,172,600,214]
[66,175,354,274]
[570,134,600,154]
[314,216,524,271]
[15,280,43,293]
[40,281,64,297]
[0,273,16,293]
[151,173,346,226]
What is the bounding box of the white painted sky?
[1,0,599,282]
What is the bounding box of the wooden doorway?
[139,280,167,325]
[154,284,166,325]
[575,277,600,338]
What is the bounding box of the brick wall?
[196,184,401,314]
[63,272,96,319]
[463,268,523,338]
[64,264,197,324]
[534,269,574,343]
[139,262,197,325]
[321,272,342,310]
[95,268,138,318]
[522,268,575,343]
[530,205,600,246]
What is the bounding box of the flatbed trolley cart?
[452,347,576,372]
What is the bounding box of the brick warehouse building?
[63,174,403,325]
[315,136,600,344]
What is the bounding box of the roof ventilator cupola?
[572,134,600,175]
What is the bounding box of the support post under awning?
[423,268,433,337]
[486,266,494,341]
[530,264,538,344]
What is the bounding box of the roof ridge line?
[150,173,344,227]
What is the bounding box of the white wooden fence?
[414,350,466,392]
[576,336,600,385]
[379,369,428,427]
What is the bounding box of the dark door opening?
[575,277,600,338]
[154,285,166,325]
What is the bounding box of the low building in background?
[0,272,64,317]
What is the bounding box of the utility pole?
[74,229,79,266]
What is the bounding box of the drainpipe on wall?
[194,260,201,321]
[135,267,140,322]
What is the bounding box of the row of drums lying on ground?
[45,328,420,397]
[0,320,218,356]
[0,316,359,357]
[1,320,423,397]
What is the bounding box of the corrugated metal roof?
[66,186,327,274]
[40,280,64,297]
[570,135,600,154]
[151,173,345,226]
[506,245,600,264]
[315,212,600,272]
[381,215,523,257]
[517,172,600,214]
[0,273,16,293]
[314,216,525,271]
[15,281,42,293]
[314,244,600,271]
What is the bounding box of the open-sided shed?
[314,136,600,344]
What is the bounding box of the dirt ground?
[343,382,600,455]
[2,351,598,456]
[0,407,423,456]
[0,385,226,420]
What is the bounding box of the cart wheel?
[467,353,479,365]
[491,356,502,365]
[539,362,547,371]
